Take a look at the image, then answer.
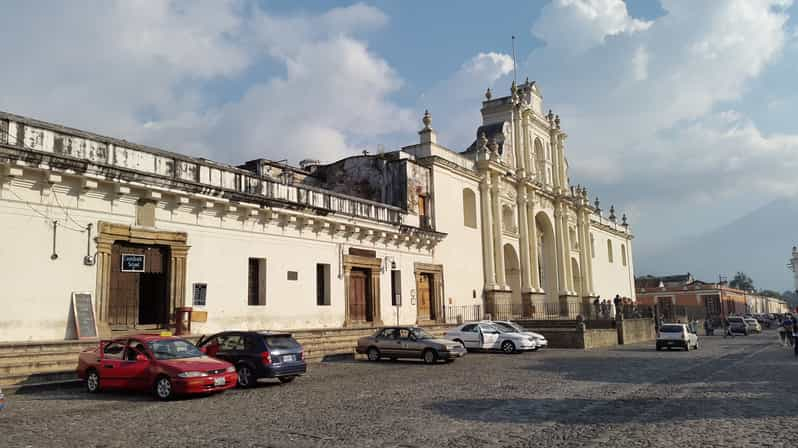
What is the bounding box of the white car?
[743,317,762,334]
[444,322,538,353]
[491,320,548,350]
[656,323,699,351]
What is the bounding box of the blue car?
[0,388,5,411]
[197,331,306,388]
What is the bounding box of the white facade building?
[0,79,635,342]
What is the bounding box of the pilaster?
[517,187,532,292]
[490,173,506,288]
[479,175,497,289]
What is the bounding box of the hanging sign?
[121,254,145,272]
[72,292,98,339]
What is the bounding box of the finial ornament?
[622,213,628,227]
[488,137,499,156]
[547,109,554,125]
[422,110,432,130]
[485,88,492,100]
[555,114,561,129]
[609,205,616,222]
[594,197,601,213]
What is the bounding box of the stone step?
[0,358,77,377]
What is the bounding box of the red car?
[77,335,237,400]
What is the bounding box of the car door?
[375,328,401,356]
[478,324,500,349]
[459,324,480,348]
[97,340,127,388]
[397,328,419,358]
[117,338,153,390]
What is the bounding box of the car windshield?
[411,328,434,340]
[147,339,202,360]
[729,318,743,323]
[660,325,684,333]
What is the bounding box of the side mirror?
[136,354,148,362]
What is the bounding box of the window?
[248,258,267,306]
[418,195,430,229]
[621,244,627,266]
[287,271,298,281]
[391,270,402,306]
[607,239,614,263]
[462,188,477,228]
[316,263,331,306]
[461,324,478,332]
[192,283,207,306]
[378,328,397,339]
[102,341,126,360]
[590,234,595,259]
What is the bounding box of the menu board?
[72,292,98,339]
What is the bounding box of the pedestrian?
[778,324,786,346]
[613,294,621,319]
[593,297,600,319]
[784,315,795,348]
[794,323,798,358]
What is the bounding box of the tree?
[758,289,783,299]
[729,272,754,291]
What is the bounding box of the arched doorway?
[535,212,557,303]
[503,243,522,316]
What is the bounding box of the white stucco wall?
[589,225,636,301]
[0,172,434,342]
[428,165,485,310]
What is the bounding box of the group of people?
[592,295,638,319]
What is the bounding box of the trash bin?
[175,307,193,336]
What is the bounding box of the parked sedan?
[728,316,749,335]
[196,331,306,388]
[744,318,762,334]
[444,322,538,353]
[77,335,237,400]
[491,320,548,350]
[356,326,466,364]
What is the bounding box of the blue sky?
[2,0,798,288]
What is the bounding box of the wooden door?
[417,274,431,320]
[349,270,367,322]
[109,244,141,328]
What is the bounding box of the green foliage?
[729,271,754,291]
[758,289,783,299]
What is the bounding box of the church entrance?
[416,273,435,321]
[108,242,170,330]
[348,268,373,323]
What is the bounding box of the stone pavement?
[1,331,796,447]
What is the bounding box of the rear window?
[262,335,300,350]
[660,325,684,333]
[729,318,743,323]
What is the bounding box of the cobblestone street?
[2,331,797,448]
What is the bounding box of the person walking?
[778,324,786,346]
[784,315,795,348]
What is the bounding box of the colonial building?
[0,79,636,342]
[636,273,789,319]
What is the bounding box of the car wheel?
[454,339,466,351]
[367,347,380,362]
[154,376,174,401]
[694,341,699,350]
[422,349,438,364]
[85,369,100,393]
[278,376,296,384]
[684,343,690,352]
[237,364,254,388]
[501,341,516,354]
[656,345,662,351]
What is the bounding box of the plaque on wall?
[72,292,98,339]
[121,254,145,272]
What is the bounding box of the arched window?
[590,234,595,258]
[534,138,545,182]
[462,188,477,228]
[502,204,516,234]
[607,239,614,263]
[569,227,578,250]
[621,244,627,266]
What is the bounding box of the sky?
[2,0,798,289]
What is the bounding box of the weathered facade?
[0,78,636,342]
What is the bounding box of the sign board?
[121,254,145,272]
[72,292,98,339]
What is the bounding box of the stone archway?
[535,211,558,304]
[503,243,522,317]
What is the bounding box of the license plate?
[213,377,226,386]
[667,341,674,345]
[282,354,295,362]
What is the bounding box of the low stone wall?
[583,329,619,349]
[513,325,619,350]
[618,318,656,345]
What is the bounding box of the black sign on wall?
[121,254,145,272]
[72,292,97,339]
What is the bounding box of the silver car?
[491,320,548,350]
[356,326,466,364]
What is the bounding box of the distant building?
[636,273,788,319]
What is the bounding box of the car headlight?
[177,371,209,378]
[225,366,236,373]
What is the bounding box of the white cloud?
[0,1,410,165]
[631,46,648,81]
[533,0,652,53]
[418,52,514,150]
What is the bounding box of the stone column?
[553,202,567,293]
[528,200,540,290]
[490,173,506,288]
[517,188,532,292]
[94,240,113,323]
[561,211,574,293]
[370,269,383,326]
[583,210,596,296]
[169,244,189,321]
[513,107,525,177]
[479,174,497,289]
[343,266,352,327]
[523,112,534,177]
